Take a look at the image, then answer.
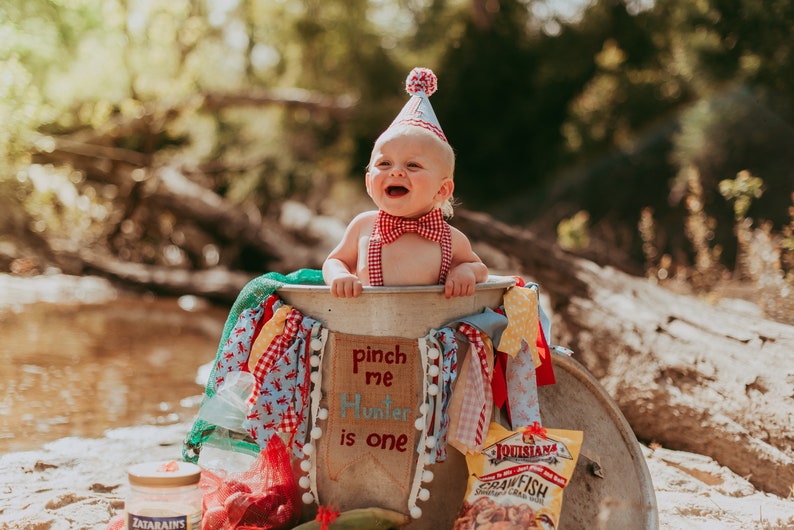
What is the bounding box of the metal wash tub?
[277,278,657,529]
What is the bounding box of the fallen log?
[140,166,322,272]
[35,138,329,272]
[77,249,255,302]
[452,209,794,498]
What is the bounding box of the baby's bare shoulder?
[449,224,474,247]
[353,210,379,222]
[348,210,378,232]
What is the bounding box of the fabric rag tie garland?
[454,323,494,452]
[244,308,319,458]
[187,279,553,522]
[211,300,270,392]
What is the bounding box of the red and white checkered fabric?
[367,209,452,286]
[456,322,493,450]
[277,404,299,434]
[250,309,303,404]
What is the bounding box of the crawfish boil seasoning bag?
[453,423,583,530]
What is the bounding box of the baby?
[323,68,488,298]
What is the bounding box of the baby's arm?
[444,227,488,298]
[322,212,372,298]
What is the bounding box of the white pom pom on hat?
[387,67,447,143]
[405,67,438,97]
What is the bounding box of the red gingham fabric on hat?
[366,208,452,286]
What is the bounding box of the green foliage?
[19,164,111,243]
[562,0,677,158]
[682,165,724,289]
[0,56,43,169]
[1,0,406,201]
[539,0,794,290]
[671,87,794,267]
[557,210,591,250]
[719,171,764,221]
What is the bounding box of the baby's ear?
[365,171,373,197]
[435,178,454,202]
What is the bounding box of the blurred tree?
[513,0,794,276]
[0,0,415,272]
[2,0,794,290]
[434,0,678,221]
[434,0,541,207]
[665,0,794,267]
[527,0,686,269]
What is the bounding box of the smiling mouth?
[386,186,409,197]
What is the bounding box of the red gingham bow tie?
[376,209,446,245]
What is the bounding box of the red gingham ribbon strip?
[278,404,299,433]
[455,323,492,450]
[250,309,303,403]
[367,209,452,286]
[245,311,317,456]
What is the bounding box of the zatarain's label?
[453,423,583,530]
[127,513,198,530]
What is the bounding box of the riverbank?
[0,422,792,530]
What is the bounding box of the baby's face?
[366,128,454,219]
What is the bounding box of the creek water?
[0,293,228,454]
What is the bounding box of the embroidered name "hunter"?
[339,393,411,422]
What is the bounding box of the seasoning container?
[126,460,203,530]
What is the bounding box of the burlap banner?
[322,332,421,493]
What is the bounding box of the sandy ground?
[0,422,792,530]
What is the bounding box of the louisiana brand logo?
[482,431,574,465]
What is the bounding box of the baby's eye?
[376,160,391,168]
[407,161,422,169]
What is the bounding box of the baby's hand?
[329,273,363,298]
[444,265,477,298]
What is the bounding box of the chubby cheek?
[367,173,392,202]
[366,171,388,195]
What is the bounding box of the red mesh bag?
[201,435,300,530]
[105,514,124,530]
